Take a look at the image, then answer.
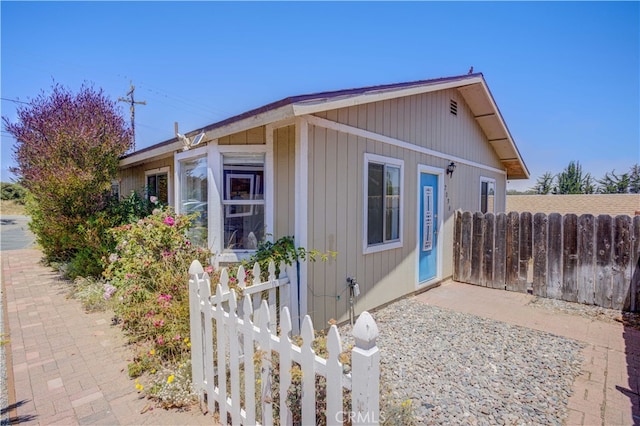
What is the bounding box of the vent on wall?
[450,99,458,116]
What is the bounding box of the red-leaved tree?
[3,83,131,261]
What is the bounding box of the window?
[145,168,169,204]
[364,153,403,253]
[110,180,120,200]
[222,153,265,250]
[480,177,496,214]
[180,156,208,246]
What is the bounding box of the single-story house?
[116,72,529,327]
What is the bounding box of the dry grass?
[0,200,27,215]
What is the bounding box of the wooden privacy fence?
[454,211,640,311]
[188,260,381,426]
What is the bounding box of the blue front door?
[419,172,438,283]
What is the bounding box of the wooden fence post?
[505,212,520,292]
[562,214,578,303]
[519,212,532,292]
[632,216,640,312]
[470,212,484,286]
[612,215,632,310]
[577,214,595,305]
[595,215,613,308]
[532,213,548,297]
[547,213,563,300]
[351,311,380,425]
[481,213,495,287]
[494,213,507,289]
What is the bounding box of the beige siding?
[306,90,508,325]
[118,157,173,199]
[218,127,266,145]
[507,194,640,216]
[273,125,296,238]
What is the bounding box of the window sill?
[216,250,255,264]
[363,240,403,255]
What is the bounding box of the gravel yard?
[340,297,585,425]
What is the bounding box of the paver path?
[2,249,216,425]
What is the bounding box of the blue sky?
[2,1,639,191]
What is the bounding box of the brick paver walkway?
[416,281,640,426]
[2,249,215,425]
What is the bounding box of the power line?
[1,97,30,105]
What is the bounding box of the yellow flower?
[135,383,144,391]
[401,399,412,408]
[183,337,189,343]
[149,349,155,356]
[167,375,175,384]
[187,342,191,348]
[151,369,156,374]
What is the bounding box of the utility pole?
[118,81,146,152]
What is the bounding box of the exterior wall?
[507,194,640,216]
[305,89,507,325]
[273,125,296,238]
[218,127,266,145]
[118,156,174,198]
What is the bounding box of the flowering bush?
[104,207,211,373]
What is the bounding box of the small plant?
[68,276,113,312]
[241,235,336,280]
[145,361,198,409]
[104,207,211,376]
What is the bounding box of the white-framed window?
[480,177,496,214]
[176,152,208,247]
[145,166,170,204]
[222,153,265,250]
[363,153,404,254]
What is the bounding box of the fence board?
[505,212,520,291]
[481,213,495,287]
[519,212,533,292]
[532,213,548,297]
[453,211,462,282]
[459,211,473,283]
[470,212,484,286]
[547,213,563,300]
[595,215,613,308]
[577,215,595,305]
[494,213,507,289]
[612,215,632,310]
[562,214,578,303]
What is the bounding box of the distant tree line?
[522,161,640,195]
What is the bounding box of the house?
[116,72,529,326]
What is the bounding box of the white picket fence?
[188,260,381,425]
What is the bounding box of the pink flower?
[153,319,165,327]
[204,266,214,274]
[163,216,175,226]
[157,336,164,345]
[150,196,158,204]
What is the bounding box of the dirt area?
[528,296,640,331]
[0,200,26,216]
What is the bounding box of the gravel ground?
[340,297,585,426]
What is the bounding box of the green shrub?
[104,207,211,372]
[0,182,27,203]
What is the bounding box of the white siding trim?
[292,77,484,116]
[416,165,445,289]
[295,117,309,324]
[306,115,507,176]
[363,153,404,255]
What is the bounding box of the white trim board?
[305,114,507,176]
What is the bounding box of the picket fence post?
[187,260,205,410]
[351,311,380,425]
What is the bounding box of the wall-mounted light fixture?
[446,162,456,177]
